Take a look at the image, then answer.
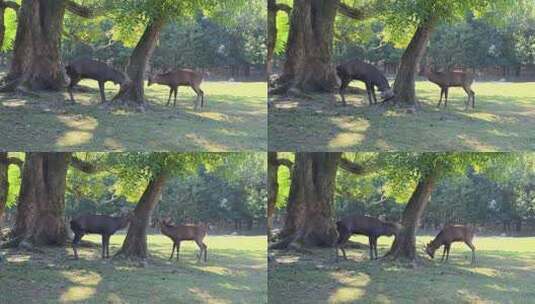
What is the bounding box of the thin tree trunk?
[267,152,279,240]
[272,153,340,249]
[113,18,165,105]
[11,153,71,246]
[273,0,339,94]
[385,172,437,261]
[392,17,437,106]
[115,172,168,259]
[0,153,8,223]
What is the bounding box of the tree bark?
[11,153,71,245]
[272,153,341,248]
[113,18,165,105]
[392,17,437,106]
[1,0,68,91]
[385,172,438,261]
[115,172,167,259]
[273,0,339,94]
[267,152,292,241]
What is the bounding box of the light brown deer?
[158,218,208,262]
[425,224,476,264]
[147,69,204,109]
[421,66,475,109]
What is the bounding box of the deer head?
[425,242,437,258]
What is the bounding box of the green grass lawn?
[0,80,267,151]
[0,234,267,304]
[269,235,535,304]
[269,81,535,151]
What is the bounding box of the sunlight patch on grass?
[60,286,97,303]
[189,287,230,304]
[328,287,366,304]
[330,271,371,287]
[57,115,98,131]
[456,289,491,304]
[56,131,94,146]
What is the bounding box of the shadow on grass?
[269,244,535,304]
[0,82,267,151]
[0,235,266,304]
[268,83,535,151]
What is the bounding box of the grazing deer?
[420,66,475,109]
[70,213,133,259]
[158,218,208,262]
[336,214,401,261]
[66,58,129,103]
[425,224,476,264]
[336,58,394,106]
[147,69,205,109]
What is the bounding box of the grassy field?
[269,235,535,304]
[0,234,267,304]
[0,80,267,151]
[269,81,535,151]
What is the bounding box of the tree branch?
[337,2,372,20]
[6,157,23,169]
[338,157,366,175]
[70,156,100,174]
[64,0,96,18]
[2,1,20,11]
[275,3,291,14]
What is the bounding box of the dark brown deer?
[425,224,476,264]
[336,58,394,106]
[70,213,133,259]
[158,218,208,262]
[336,214,401,261]
[66,58,129,103]
[147,69,204,109]
[420,66,475,109]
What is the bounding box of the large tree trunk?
[115,172,167,259]
[1,0,68,91]
[272,153,341,248]
[113,18,165,105]
[273,0,339,94]
[392,18,436,106]
[385,172,437,261]
[11,153,71,245]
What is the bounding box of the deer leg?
[339,79,350,106]
[373,238,379,260]
[471,90,476,109]
[365,83,374,106]
[368,236,374,260]
[98,81,107,103]
[169,242,176,260]
[173,86,178,108]
[101,235,106,259]
[68,75,81,103]
[444,87,449,108]
[72,233,83,259]
[202,242,207,262]
[336,232,351,261]
[437,88,444,107]
[105,235,111,258]
[440,246,447,262]
[166,88,173,106]
[195,239,205,262]
[192,86,203,110]
[465,241,476,264]
[176,241,180,262]
[445,244,451,262]
[371,86,378,105]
